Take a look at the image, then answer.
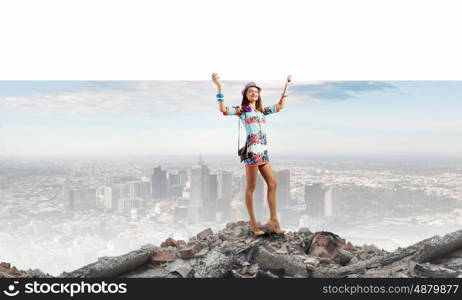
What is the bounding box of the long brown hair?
[240,92,264,113]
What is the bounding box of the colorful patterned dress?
[223,104,280,167]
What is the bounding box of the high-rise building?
[190,162,220,221]
[104,186,119,210]
[140,181,151,199]
[190,163,210,203]
[151,166,167,199]
[205,173,218,221]
[168,173,180,186]
[179,169,188,187]
[104,184,129,212]
[217,171,232,221]
[305,183,333,217]
[324,186,333,216]
[276,170,291,208]
[65,187,97,211]
[167,172,183,197]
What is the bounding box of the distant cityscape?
[1,155,461,275]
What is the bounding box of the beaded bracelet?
[217,99,224,102]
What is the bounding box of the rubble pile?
[2,222,462,278]
[0,261,51,278]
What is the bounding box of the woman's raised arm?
[276,74,293,111]
[212,73,227,114]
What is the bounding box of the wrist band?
[216,93,224,98]
[217,99,224,102]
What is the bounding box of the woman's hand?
[286,75,293,85]
[212,73,222,87]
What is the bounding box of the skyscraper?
[190,161,220,221]
[104,186,119,210]
[205,174,218,221]
[167,172,183,197]
[168,173,180,186]
[217,171,232,221]
[324,186,333,216]
[305,183,333,217]
[151,166,167,199]
[65,187,97,211]
[191,164,209,202]
[179,169,188,187]
[276,170,291,208]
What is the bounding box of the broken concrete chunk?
[22,268,52,278]
[0,272,14,278]
[306,232,342,259]
[412,262,459,278]
[120,264,171,278]
[303,256,320,266]
[176,240,187,249]
[196,228,213,240]
[61,244,157,278]
[178,241,207,259]
[194,250,234,278]
[334,249,354,266]
[161,237,178,248]
[151,247,177,263]
[298,227,312,235]
[410,230,462,264]
[0,262,11,269]
[165,259,194,278]
[255,247,308,277]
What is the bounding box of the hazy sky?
[0,81,461,157]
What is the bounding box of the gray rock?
[348,256,359,265]
[211,239,222,249]
[434,257,462,272]
[0,272,14,278]
[165,259,194,278]
[119,264,171,278]
[255,247,308,277]
[61,244,157,278]
[194,247,210,258]
[22,268,53,278]
[276,244,289,255]
[304,256,320,267]
[298,227,312,235]
[410,230,462,264]
[412,263,459,278]
[335,249,354,266]
[194,250,235,278]
[256,270,279,278]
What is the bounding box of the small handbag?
[237,112,249,162]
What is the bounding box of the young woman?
[211,73,292,236]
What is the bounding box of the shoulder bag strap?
[238,111,245,151]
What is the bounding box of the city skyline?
[1,81,462,157]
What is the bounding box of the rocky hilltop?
[2,221,462,278]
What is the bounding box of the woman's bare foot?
[248,219,266,236]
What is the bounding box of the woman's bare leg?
[259,163,285,234]
[245,165,259,222]
[245,165,265,235]
[258,163,278,221]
